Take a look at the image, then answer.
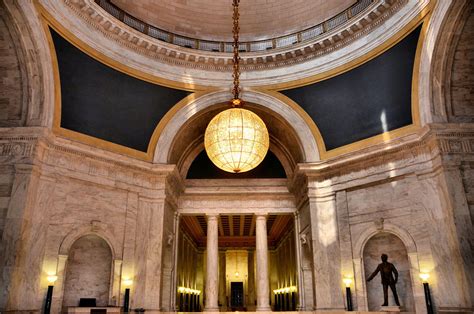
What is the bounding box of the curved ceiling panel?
[110,0,356,42]
[282,25,422,151]
[51,28,190,152]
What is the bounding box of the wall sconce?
[44,274,58,314]
[343,276,353,311]
[47,275,58,284]
[419,273,433,314]
[123,278,133,313]
[419,273,430,282]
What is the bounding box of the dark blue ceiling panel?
[186,150,286,179]
[282,25,422,151]
[51,28,190,152]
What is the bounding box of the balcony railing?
[94,0,374,53]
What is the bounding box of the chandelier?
[204,0,269,173]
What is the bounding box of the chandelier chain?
[204,0,269,174]
[232,0,241,104]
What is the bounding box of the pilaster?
[308,191,345,310]
[0,163,43,311]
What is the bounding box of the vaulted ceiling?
[181,214,294,248]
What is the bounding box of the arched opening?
[62,235,113,310]
[363,232,415,311]
[177,214,296,312]
[168,101,304,179]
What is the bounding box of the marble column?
[204,214,219,311]
[110,259,123,305]
[219,250,227,310]
[255,214,271,311]
[294,212,305,310]
[247,250,256,310]
[170,213,180,311]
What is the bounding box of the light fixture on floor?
[420,273,434,314]
[44,274,58,314]
[204,0,269,173]
[123,278,133,313]
[343,276,353,311]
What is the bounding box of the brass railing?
[94,0,375,53]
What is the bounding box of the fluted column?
[204,214,219,311]
[255,214,271,311]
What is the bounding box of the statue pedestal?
[380,306,401,313]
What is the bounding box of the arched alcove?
[154,90,320,166]
[363,232,415,311]
[62,235,113,310]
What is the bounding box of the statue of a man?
[367,254,401,306]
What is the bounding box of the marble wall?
[461,163,474,226]
[62,235,112,309]
[0,124,472,314]
[0,165,14,241]
[363,233,414,311]
[0,4,24,126]
[450,2,474,121]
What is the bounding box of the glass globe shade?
[204,108,269,173]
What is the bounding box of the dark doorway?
[230,282,244,309]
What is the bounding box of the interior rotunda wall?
[0,0,473,313]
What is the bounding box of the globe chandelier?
[204,0,269,173]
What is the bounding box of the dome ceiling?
[110,0,356,42]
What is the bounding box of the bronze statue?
[367,254,401,306]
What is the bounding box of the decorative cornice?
[291,123,474,196]
[60,0,404,72]
[1,124,471,202]
[0,128,180,193]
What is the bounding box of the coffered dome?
[110,0,356,42]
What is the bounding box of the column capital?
[206,213,219,222]
[255,213,268,220]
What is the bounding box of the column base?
[438,307,474,314]
[203,307,220,312]
[380,306,401,313]
[256,306,272,311]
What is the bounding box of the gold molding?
[37,1,219,162]
[253,1,434,160]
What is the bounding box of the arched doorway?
[62,235,113,310]
[363,232,415,311]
